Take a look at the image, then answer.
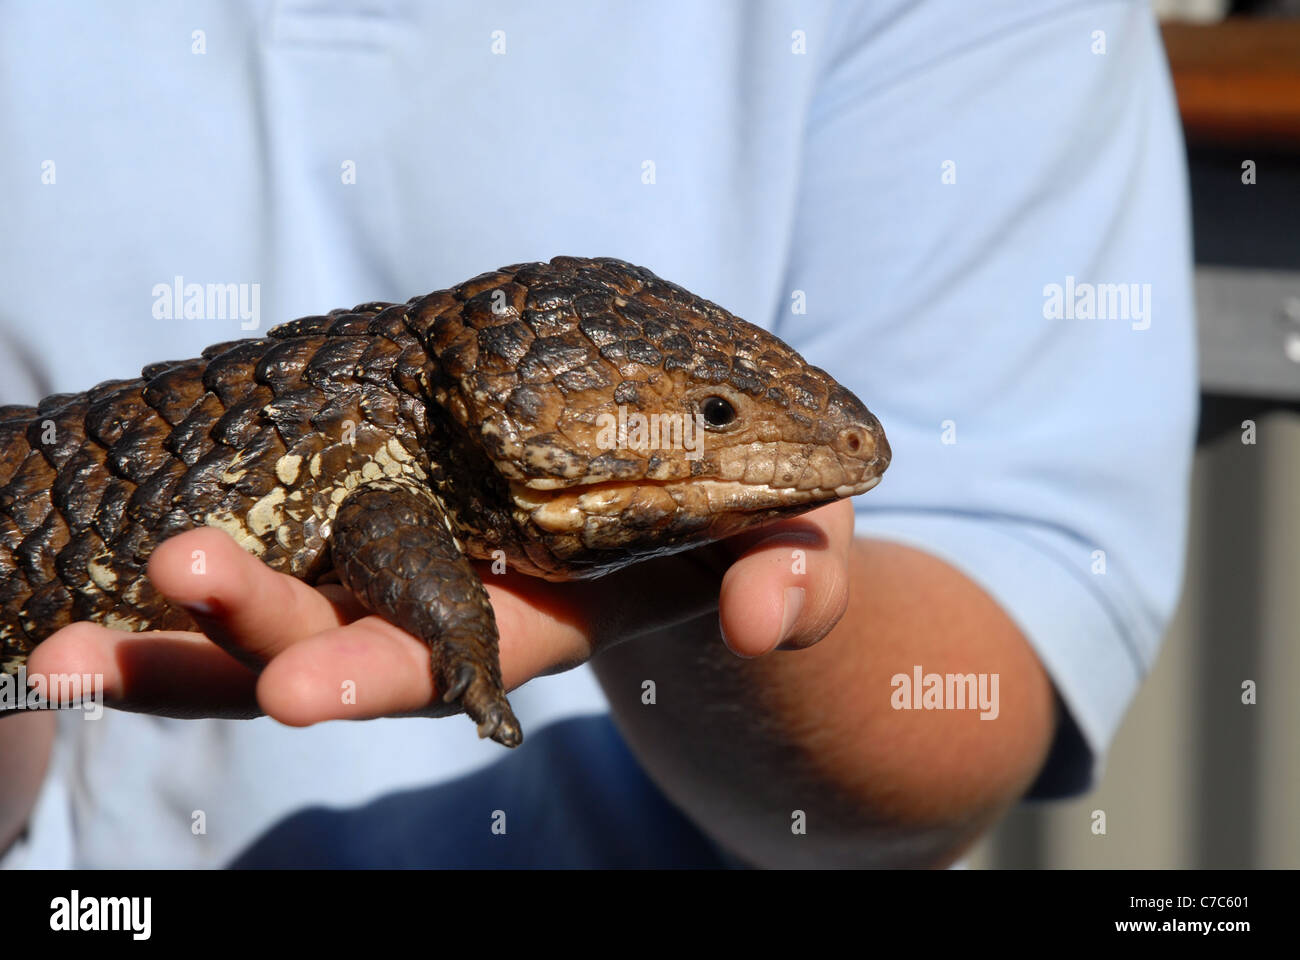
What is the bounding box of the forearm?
[0,711,55,857]
[592,537,1058,868]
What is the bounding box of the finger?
[258,555,681,726]
[717,500,856,658]
[256,578,606,726]
[27,621,262,718]
[147,527,357,670]
[255,615,438,724]
[476,546,726,669]
[481,573,595,683]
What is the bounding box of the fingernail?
[778,586,805,648]
[182,599,216,616]
[750,530,822,552]
[720,617,757,659]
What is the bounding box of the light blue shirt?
[0,0,1194,867]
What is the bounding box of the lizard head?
[411,256,890,579]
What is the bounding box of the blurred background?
[970,0,1300,868]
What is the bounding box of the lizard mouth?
[509,473,882,537]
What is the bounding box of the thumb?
[717,500,855,658]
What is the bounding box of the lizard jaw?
[510,473,882,537]
[497,472,883,580]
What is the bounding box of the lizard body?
[0,256,889,745]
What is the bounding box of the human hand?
[26,500,856,725]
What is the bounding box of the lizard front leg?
[330,479,522,747]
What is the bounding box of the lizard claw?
[442,661,476,704]
[477,704,523,748]
[439,658,523,748]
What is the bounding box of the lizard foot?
[441,659,523,748]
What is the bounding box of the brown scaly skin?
[0,256,890,746]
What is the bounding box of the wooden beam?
[1162,20,1300,146]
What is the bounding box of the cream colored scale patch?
[63,552,139,627]
[203,437,431,554]
[2,437,435,641]
[2,440,430,640]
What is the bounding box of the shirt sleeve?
[774,0,1196,795]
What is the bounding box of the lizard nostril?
[837,426,873,459]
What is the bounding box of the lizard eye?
[700,396,737,429]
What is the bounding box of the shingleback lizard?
[0,256,890,746]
